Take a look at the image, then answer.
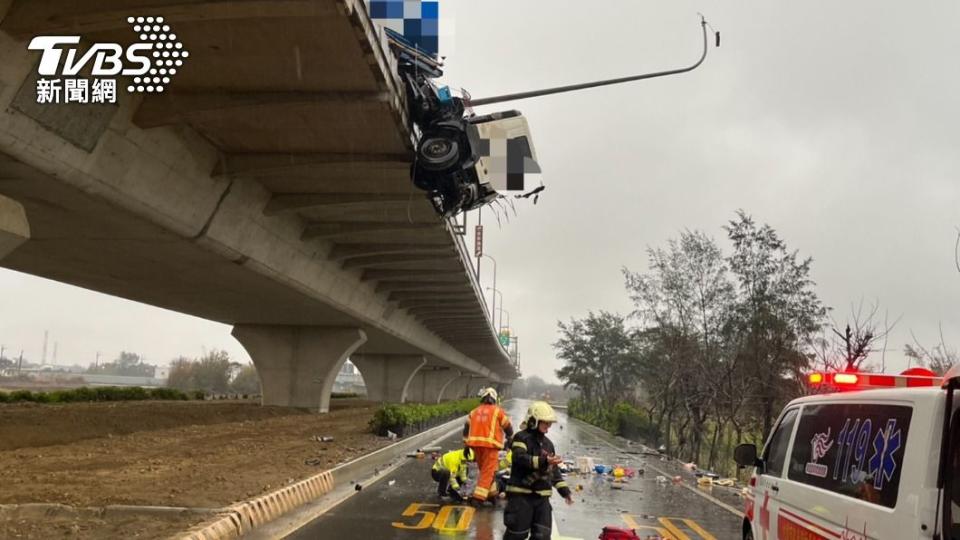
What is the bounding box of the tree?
[230,364,260,394]
[166,350,232,393]
[554,311,639,408]
[87,351,156,377]
[725,211,827,436]
[905,325,958,375]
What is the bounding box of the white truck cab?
[735,367,960,540]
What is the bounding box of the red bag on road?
[599,526,641,540]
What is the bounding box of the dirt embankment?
[0,399,391,539]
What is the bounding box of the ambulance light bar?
[808,368,941,391]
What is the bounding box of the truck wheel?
[419,136,459,171]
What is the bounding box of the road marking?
[573,421,745,518]
[622,514,717,540]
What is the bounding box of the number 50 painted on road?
[392,503,476,532]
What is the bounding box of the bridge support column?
[405,366,458,403]
[231,325,367,413]
[0,194,29,260]
[437,372,467,403]
[351,354,427,403]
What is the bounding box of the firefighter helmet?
[478,387,498,402]
[525,401,557,428]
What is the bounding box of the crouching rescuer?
[431,447,474,502]
[503,401,573,540]
[464,387,513,502]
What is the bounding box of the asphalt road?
[287,401,744,540]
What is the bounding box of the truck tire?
[418,136,459,171]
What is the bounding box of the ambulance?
[734,366,960,539]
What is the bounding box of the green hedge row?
[369,398,479,437]
[0,386,201,404]
[568,398,658,442]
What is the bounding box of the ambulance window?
[763,407,799,478]
[787,403,912,509]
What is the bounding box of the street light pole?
[486,287,503,330]
[481,254,497,322]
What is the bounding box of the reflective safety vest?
[465,403,511,449]
[498,449,512,472]
[432,450,469,489]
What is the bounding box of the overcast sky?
[2,1,959,383]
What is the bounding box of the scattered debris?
[388,480,396,486]
[354,484,362,491]
[714,478,736,487]
[655,476,668,484]
[672,476,683,484]
[577,456,597,473]
[418,446,442,453]
[406,452,426,459]
[304,458,323,466]
[387,430,398,440]
[696,476,713,487]
[312,435,334,443]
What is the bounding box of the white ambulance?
[734,366,960,540]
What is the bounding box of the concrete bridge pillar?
[437,372,468,402]
[351,354,427,403]
[231,325,367,413]
[405,366,459,403]
[0,194,29,260]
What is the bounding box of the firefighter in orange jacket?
[464,387,513,503]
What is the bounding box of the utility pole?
[95,351,101,368]
[53,342,58,365]
[17,350,23,375]
[41,330,48,365]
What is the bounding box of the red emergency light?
[807,368,941,392]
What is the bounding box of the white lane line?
[573,420,745,519]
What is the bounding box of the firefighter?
[494,448,512,497]
[431,447,474,502]
[503,401,573,540]
[464,387,513,503]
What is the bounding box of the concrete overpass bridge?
[0,0,517,412]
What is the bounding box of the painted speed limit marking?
[621,515,717,540]
[391,502,475,532]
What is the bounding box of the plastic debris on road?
[388,480,396,486]
[655,475,668,484]
[577,456,596,473]
[386,430,398,440]
[714,478,736,487]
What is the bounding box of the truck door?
[756,407,799,540]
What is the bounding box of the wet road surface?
[288,401,744,539]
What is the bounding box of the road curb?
[173,413,468,540]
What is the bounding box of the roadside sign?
[474,225,483,257]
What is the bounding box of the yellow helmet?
[526,401,557,427]
[479,387,498,402]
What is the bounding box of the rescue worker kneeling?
[431,447,474,502]
[503,401,573,540]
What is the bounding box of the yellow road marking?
[681,518,718,540]
[658,517,692,540]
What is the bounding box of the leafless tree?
[905,325,958,375]
[828,299,899,372]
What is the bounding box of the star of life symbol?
[804,427,833,478]
[867,418,901,490]
[29,16,189,105]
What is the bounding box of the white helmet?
[479,387,498,402]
